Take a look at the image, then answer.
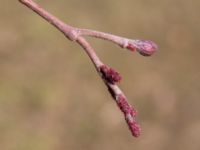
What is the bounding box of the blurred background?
[0,0,200,150]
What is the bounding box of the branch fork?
[19,0,158,138]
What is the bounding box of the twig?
[19,0,158,137]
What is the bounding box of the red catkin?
[116,94,141,137]
[99,65,122,84]
[126,117,141,137]
[116,94,137,117]
[105,84,141,137]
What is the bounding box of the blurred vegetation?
[0,0,200,150]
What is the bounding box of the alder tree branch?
[19,0,158,137]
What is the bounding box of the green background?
[0,0,200,150]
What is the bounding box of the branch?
[78,28,157,56]
[19,0,158,137]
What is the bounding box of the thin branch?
[78,28,157,56]
[18,0,77,41]
[19,0,158,137]
[19,0,157,56]
[77,36,141,137]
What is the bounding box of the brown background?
[0,0,200,150]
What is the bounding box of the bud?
[116,94,137,117]
[127,118,141,137]
[116,94,140,137]
[126,40,157,56]
[99,65,122,84]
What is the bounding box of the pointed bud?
[126,40,157,56]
